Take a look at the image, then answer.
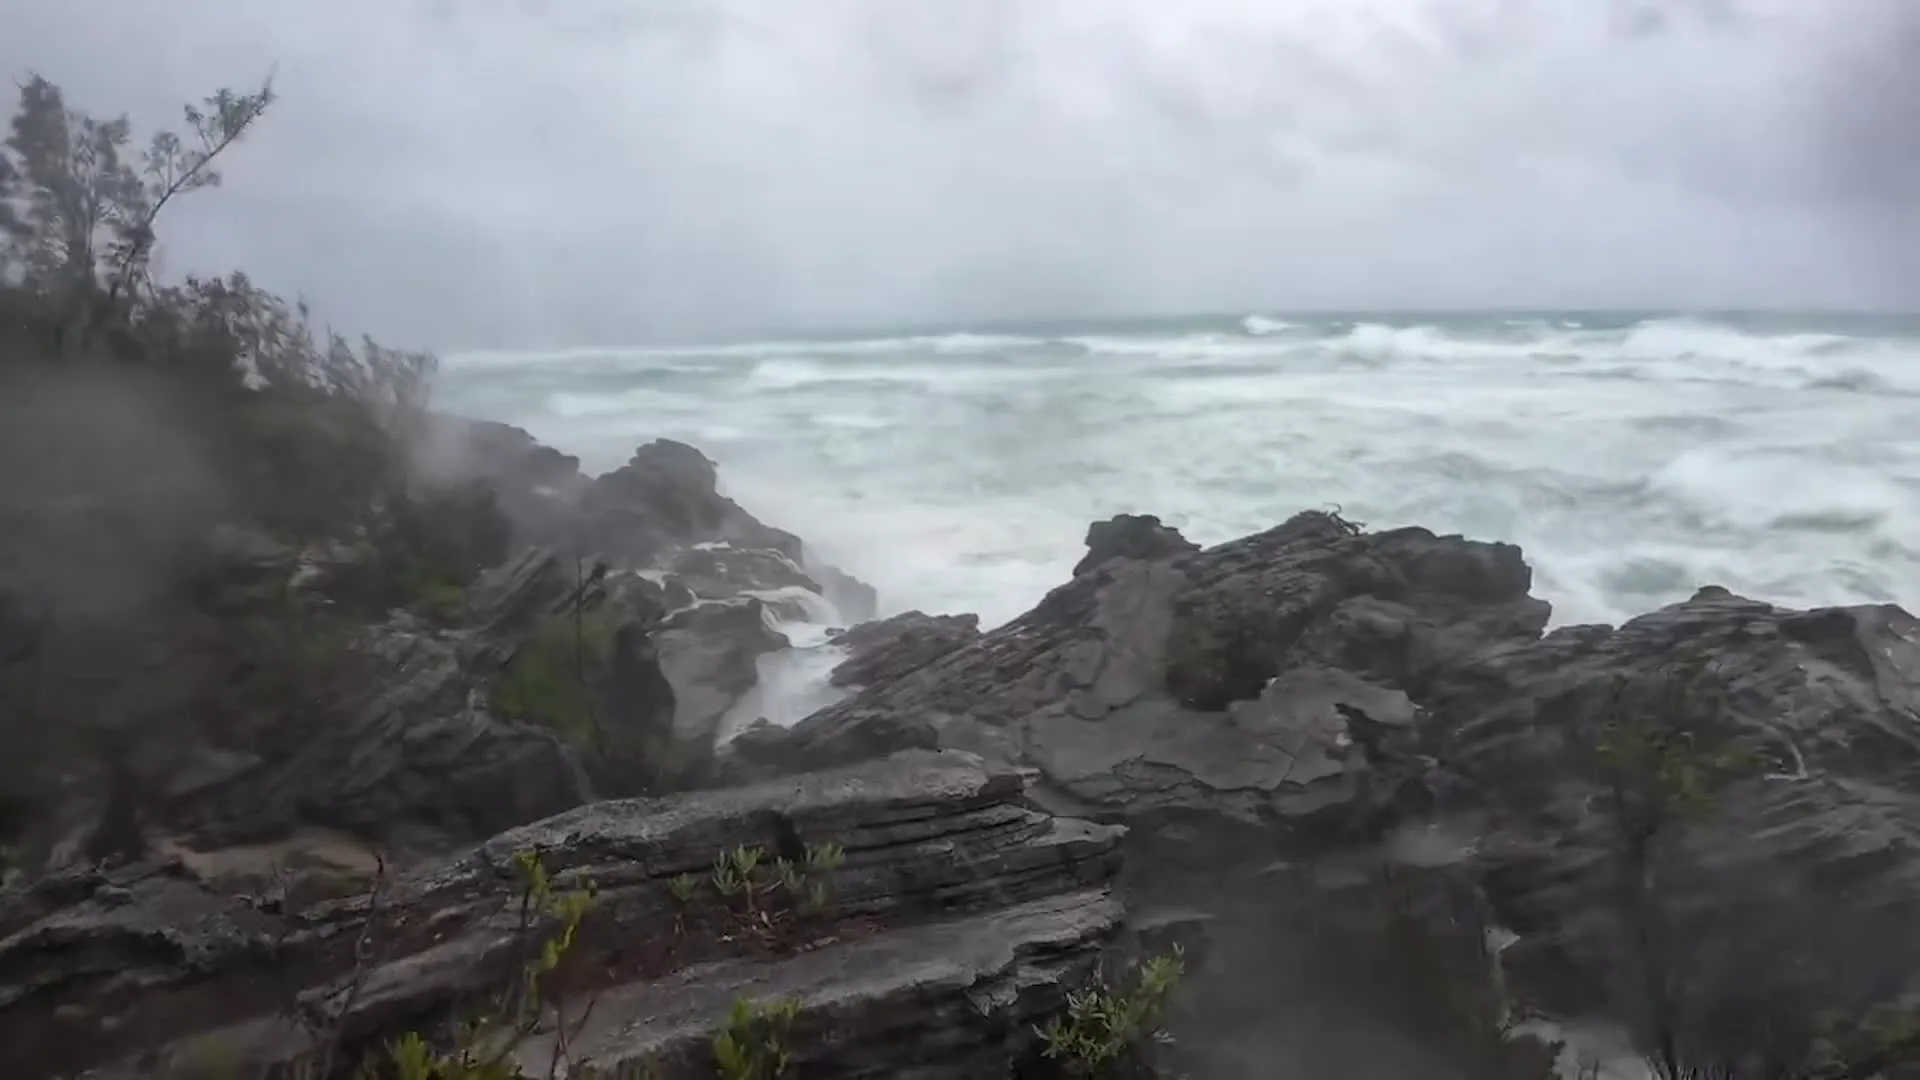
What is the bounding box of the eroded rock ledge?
[0,750,1127,1079]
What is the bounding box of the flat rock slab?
[516,888,1124,1079]
[2,750,1128,1080]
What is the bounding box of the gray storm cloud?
[1,0,1911,348]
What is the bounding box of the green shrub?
[711,996,802,1080]
[366,849,599,1080]
[1160,593,1293,710]
[1035,946,1185,1076]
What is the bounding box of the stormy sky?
[4,0,1918,348]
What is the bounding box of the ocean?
[437,310,1920,640]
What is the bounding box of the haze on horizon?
[4,0,1918,350]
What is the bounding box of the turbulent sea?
[438,310,1920,635]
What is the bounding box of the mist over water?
[437,311,1920,631]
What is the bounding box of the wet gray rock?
[534,888,1122,1080]
[418,415,583,495]
[141,426,869,860]
[1072,513,1200,578]
[830,611,982,688]
[159,546,604,855]
[814,561,880,624]
[718,507,1920,1071]
[413,415,590,550]
[653,598,790,757]
[0,750,1127,1080]
[580,440,804,568]
[664,543,820,602]
[1421,590,1920,1054]
[607,569,698,616]
[723,510,1539,848]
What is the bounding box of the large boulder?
[1072,513,1200,578]
[0,750,1129,1080]
[829,611,982,688]
[579,440,804,568]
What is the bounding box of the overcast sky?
[5,0,1919,348]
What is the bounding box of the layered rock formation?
[0,751,1130,1079]
[827,611,983,689]
[725,509,1920,1076]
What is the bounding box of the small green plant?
[1589,654,1758,847]
[771,856,803,894]
[711,844,764,895]
[1035,946,1186,1076]
[711,995,803,1080]
[1801,1001,1920,1080]
[683,840,843,933]
[668,872,701,906]
[803,840,844,872]
[360,848,600,1080]
[409,576,469,622]
[1159,592,1291,711]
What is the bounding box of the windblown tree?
[0,70,440,466]
[1,72,275,342]
[0,72,483,874]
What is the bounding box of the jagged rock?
[608,570,698,616]
[462,545,613,652]
[129,548,629,865]
[1420,592,1920,1051]
[717,508,1920,1070]
[158,553,602,854]
[158,545,796,845]
[654,598,791,761]
[1072,513,1199,578]
[418,415,583,493]
[664,543,820,601]
[830,611,982,688]
[564,441,873,621]
[580,440,804,568]
[411,415,589,551]
[722,510,1541,847]
[814,561,880,623]
[0,750,1127,1080]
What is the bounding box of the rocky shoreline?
[3,420,1918,1079]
